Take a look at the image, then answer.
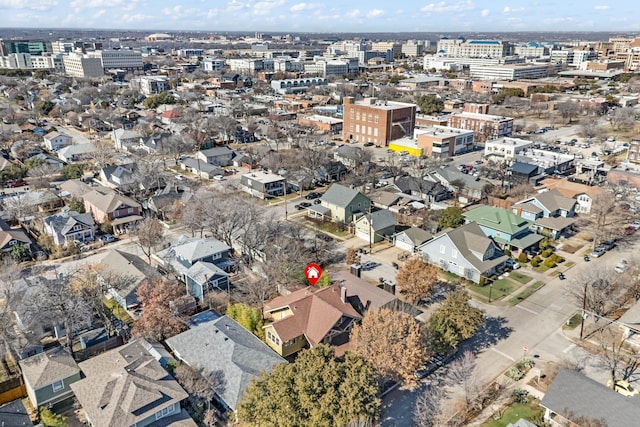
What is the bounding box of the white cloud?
[480,8,489,16]
[207,8,219,18]
[502,6,525,14]
[69,0,124,8]
[367,9,384,18]
[0,0,58,10]
[420,0,475,13]
[226,0,247,12]
[346,9,361,18]
[253,0,286,15]
[290,2,322,12]
[593,5,610,10]
[121,13,148,23]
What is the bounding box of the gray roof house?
[42,208,95,246]
[429,166,489,202]
[99,163,137,189]
[513,189,577,239]
[0,218,31,253]
[19,346,81,408]
[195,146,235,166]
[70,339,194,427]
[310,183,371,224]
[100,249,161,310]
[111,128,142,150]
[179,157,224,179]
[354,209,396,243]
[394,226,433,253]
[153,235,232,301]
[334,145,367,168]
[43,131,72,151]
[0,399,32,426]
[166,314,286,412]
[540,368,640,426]
[418,221,508,284]
[57,142,96,163]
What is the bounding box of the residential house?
[316,161,348,183]
[240,171,286,199]
[132,133,172,154]
[540,177,604,214]
[0,399,32,426]
[392,175,451,202]
[263,285,362,357]
[42,208,95,245]
[100,249,161,310]
[99,163,137,189]
[394,226,433,252]
[179,157,224,180]
[154,235,232,301]
[463,205,543,255]
[334,145,367,168]
[354,209,396,242]
[286,170,314,192]
[195,146,235,166]
[418,221,508,283]
[429,166,489,203]
[43,131,72,151]
[57,142,96,163]
[166,314,286,412]
[83,189,142,234]
[369,190,402,209]
[512,189,577,239]
[540,368,640,426]
[148,187,193,221]
[0,218,31,253]
[29,152,65,170]
[70,340,194,427]
[19,346,81,408]
[3,190,65,222]
[308,183,371,224]
[111,128,142,151]
[510,162,541,185]
[330,269,399,313]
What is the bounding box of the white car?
[615,259,628,273]
[213,175,224,181]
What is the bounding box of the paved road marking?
[562,343,576,354]
[491,347,515,362]
[515,304,539,315]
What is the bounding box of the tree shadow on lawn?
[461,316,513,354]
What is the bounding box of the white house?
[43,132,72,151]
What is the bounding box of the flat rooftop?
[303,114,343,124]
[415,125,474,138]
[486,137,532,148]
[448,111,514,121]
[242,170,284,184]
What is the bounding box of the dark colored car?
[295,202,311,210]
[305,192,322,200]
[364,142,375,147]
[7,180,28,188]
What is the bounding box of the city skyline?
[0,0,639,34]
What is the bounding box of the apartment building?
[436,37,514,58]
[94,49,143,71]
[514,42,549,58]
[270,77,327,94]
[401,40,425,57]
[371,42,401,56]
[62,53,104,78]
[446,112,513,142]
[304,58,358,77]
[484,137,532,161]
[342,97,417,145]
[415,126,475,158]
[470,63,554,80]
[130,76,169,95]
[0,39,48,56]
[227,58,266,73]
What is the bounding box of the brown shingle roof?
[265,286,362,345]
[19,346,80,389]
[70,340,188,427]
[84,189,140,214]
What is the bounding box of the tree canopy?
[415,94,444,115]
[437,206,465,230]
[131,278,187,341]
[396,258,439,304]
[350,308,424,386]
[237,345,380,427]
[423,290,484,354]
[226,303,264,339]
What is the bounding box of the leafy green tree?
[10,243,30,260]
[61,163,84,179]
[492,87,525,104]
[437,206,464,230]
[423,290,484,354]
[415,94,444,115]
[226,303,264,339]
[39,407,68,427]
[237,345,380,427]
[67,197,85,213]
[144,92,176,109]
[35,100,55,116]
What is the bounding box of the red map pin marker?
[304,263,322,286]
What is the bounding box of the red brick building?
[445,112,513,142]
[342,97,417,145]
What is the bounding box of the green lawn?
[439,270,462,284]
[563,312,583,330]
[509,271,533,284]
[103,298,133,324]
[565,261,575,268]
[470,278,519,301]
[508,281,545,305]
[303,219,351,237]
[532,264,550,273]
[481,401,544,427]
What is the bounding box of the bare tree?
[595,325,639,386]
[134,217,165,263]
[446,350,481,409]
[413,384,447,427]
[609,107,636,131]
[556,101,580,124]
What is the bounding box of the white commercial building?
[94,49,143,71]
[484,137,533,161]
[130,76,169,95]
[62,53,104,78]
[436,38,514,58]
[470,64,553,80]
[202,58,225,72]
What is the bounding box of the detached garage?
[354,209,396,243]
[394,226,433,253]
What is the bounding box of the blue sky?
[0,0,638,32]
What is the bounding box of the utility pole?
[580,282,588,340]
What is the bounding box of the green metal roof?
[463,205,532,236]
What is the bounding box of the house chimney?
[340,286,347,304]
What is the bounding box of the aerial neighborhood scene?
[2,0,640,426]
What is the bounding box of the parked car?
[305,192,322,200]
[213,175,224,181]
[362,261,379,270]
[505,259,521,270]
[295,202,312,210]
[615,259,628,273]
[600,239,616,251]
[101,234,115,243]
[608,379,639,397]
[7,180,28,188]
[590,248,606,258]
[364,142,374,147]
